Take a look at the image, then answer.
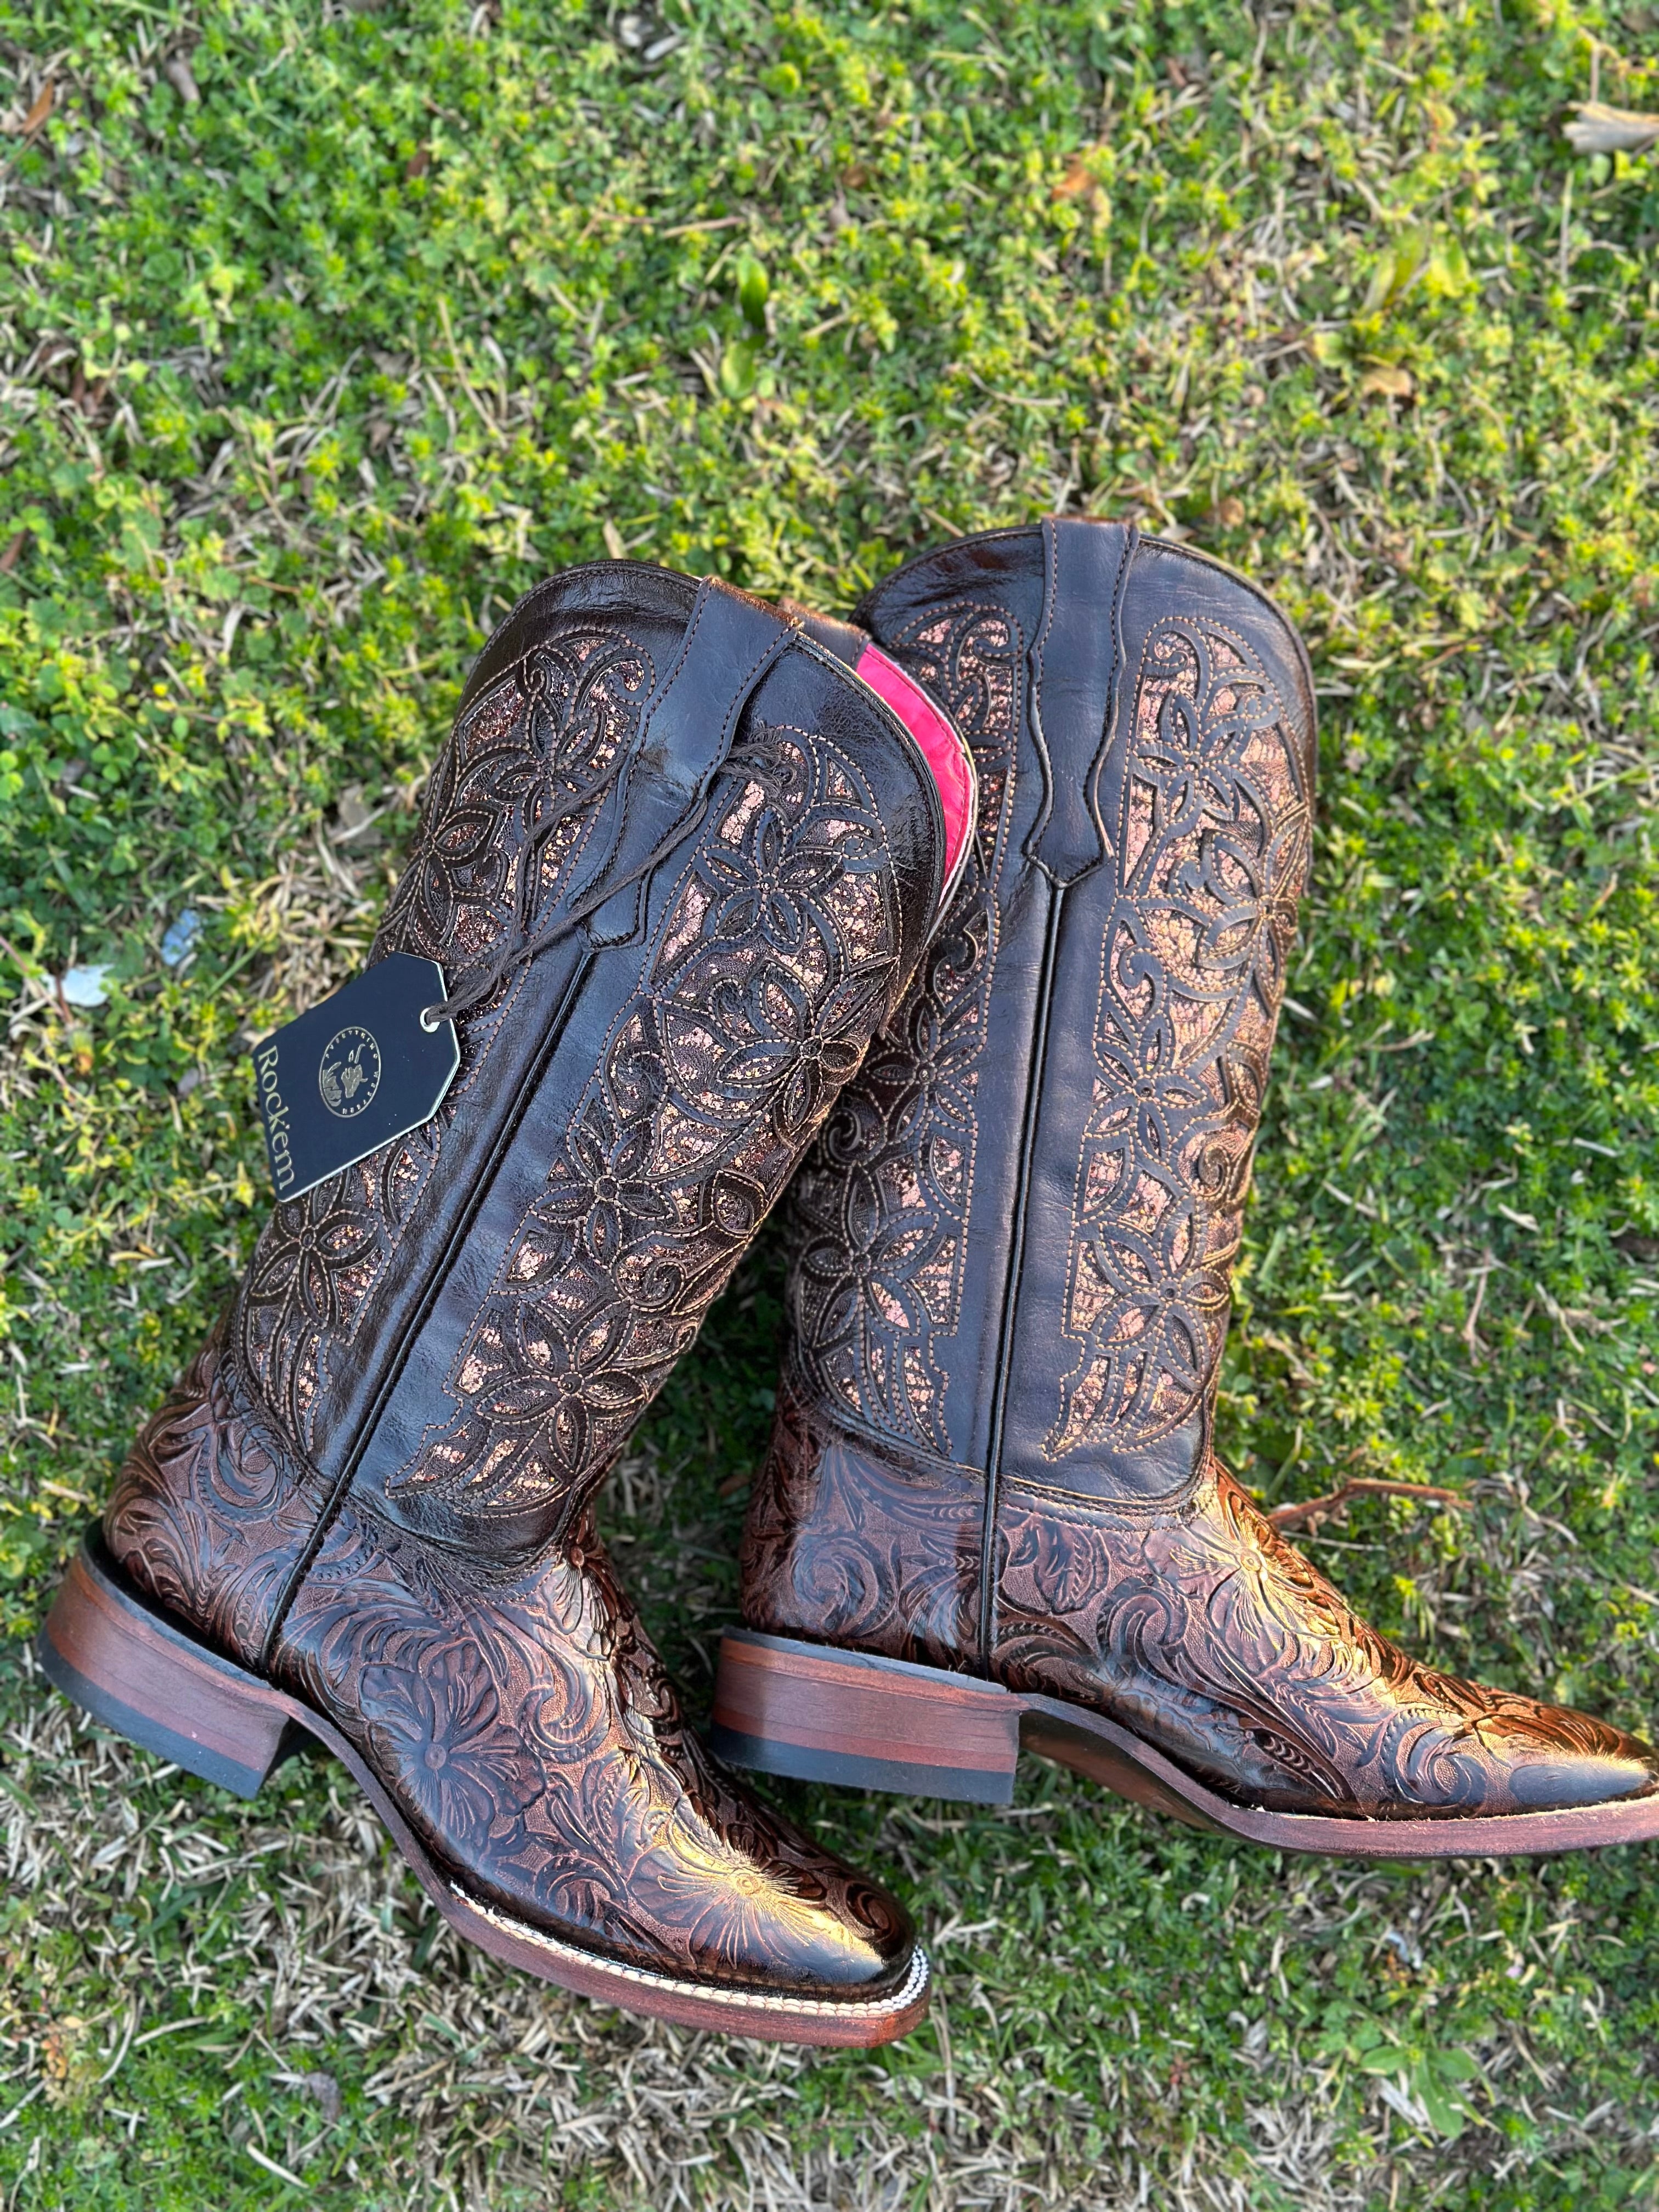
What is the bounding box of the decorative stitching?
[1046,614,1312,1458]
[1023,518,1134,883]
[235,625,655,1453]
[274,1486,920,1993]
[388,725,903,1516]
[457,1891,930,2017]
[785,599,1023,1459]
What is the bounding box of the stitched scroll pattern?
[1046,616,1312,1460]
[787,601,1022,1459]
[234,628,654,1452]
[387,729,901,1518]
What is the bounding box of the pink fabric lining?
[855,644,974,883]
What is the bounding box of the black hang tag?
[250,953,459,1203]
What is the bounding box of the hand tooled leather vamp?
[105,1323,322,1668]
[993,1462,1659,1819]
[275,1499,915,1995]
[741,1395,1658,1820]
[742,1380,984,1672]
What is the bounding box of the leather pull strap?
[1022,517,1137,885]
[777,597,867,671]
[573,578,795,946]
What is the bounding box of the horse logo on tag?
[319,1025,382,1119]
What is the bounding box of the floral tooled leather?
[275,1495,915,1994]
[786,600,1022,1458]
[104,1323,324,1668]
[741,1381,982,1670]
[387,726,902,1521]
[234,626,656,1452]
[1049,614,1311,1459]
[993,1460,1656,1818]
[741,1394,1658,1819]
[746,524,1658,1833]
[92,565,947,2021]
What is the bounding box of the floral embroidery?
[1047,617,1312,1457]
[785,602,1022,1458]
[233,625,655,1449]
[389,729,903,1516]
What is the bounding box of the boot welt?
[712,1630,1659,1860]
[37,1535,929,2045]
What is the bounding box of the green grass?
[2,0,1657,2203]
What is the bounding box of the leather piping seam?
[866,591,1020,1464]
[1020,521,1064,880]
[975,523,1136,1659]
[257,948,595,1669]
[919,724,978,944]
[1020,520,1136,887]
[1084,521,1137,879]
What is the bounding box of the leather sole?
[36,1538,929,2045]
[712,1629,1659,1859]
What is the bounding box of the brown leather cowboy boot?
[41,561,977,2041]
[713,520,1659,1857]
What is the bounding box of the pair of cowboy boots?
[41,534,1658,2051]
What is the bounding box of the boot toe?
[1416,1694,1659,1818]
[1502,1720,1659,1813]
[731,1873,919,2001]
[637,1811,922,2003]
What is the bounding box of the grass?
[1,0,1657,2203]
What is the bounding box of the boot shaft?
[783,521,1316,1503]
[114,563,955,1626]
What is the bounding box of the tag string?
[420,796,714,1031]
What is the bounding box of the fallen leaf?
[163,54,200,106]
[1054,146,1107,202]
[1209,496,1246,529]
[1564,101,1659,156]
[21,80,55,133]
[1358,364,1414,401]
